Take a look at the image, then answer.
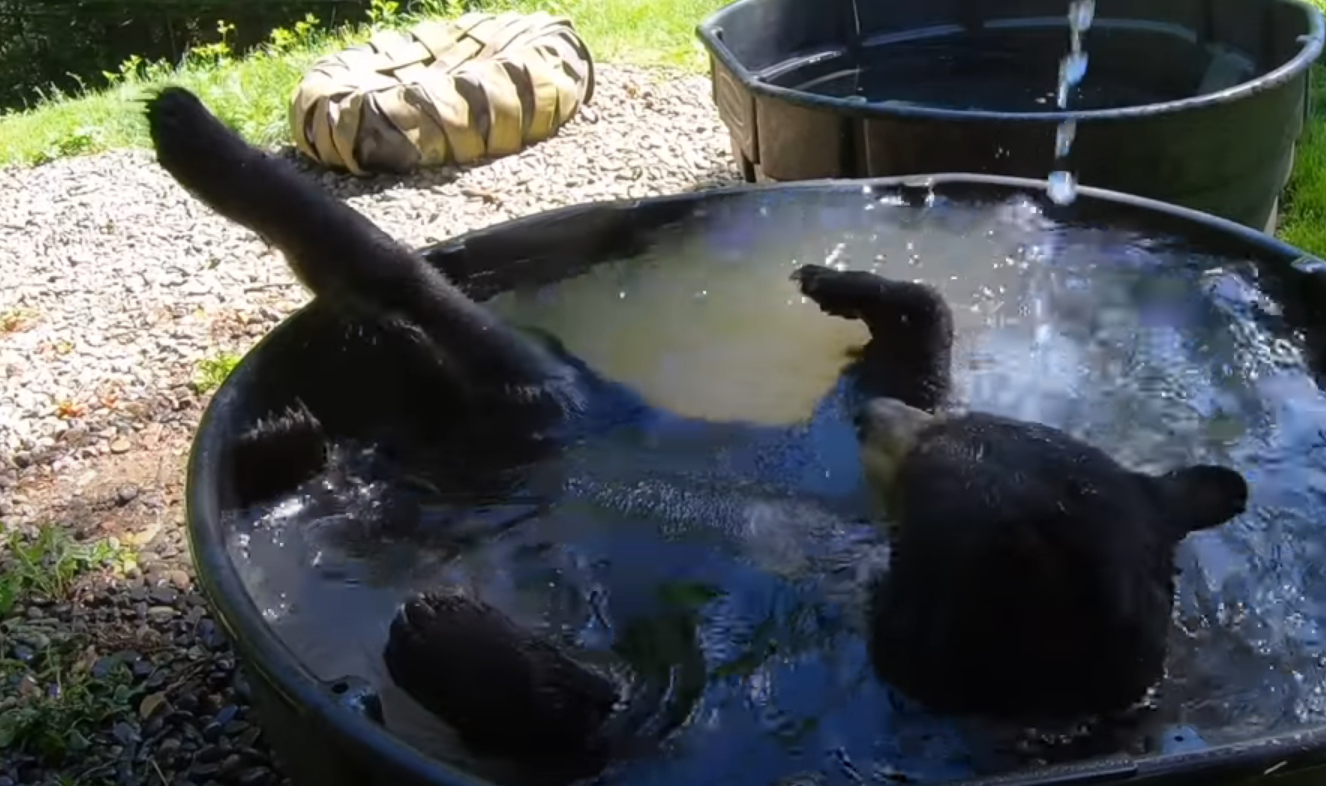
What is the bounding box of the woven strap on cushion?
[289,11,595,175]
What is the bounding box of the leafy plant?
[368,0,402,27]
[192,351,242,394]
[0,524,131,615]
[0,639,137,763]
[268,13,322,55]
[0,524,141,762]
[189,20,238,68]
[30,128,103,165]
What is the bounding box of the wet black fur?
[791,264,954,412]
[144,89,574,415]
[145,86,645,507]
[793,264,1250,720]
[228,400,327,508]
[383,589,620,774]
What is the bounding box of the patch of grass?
[1273,0,1325,257]
[1279,65,1326,257]
[0,643,138,765]
[0,523,139,764]
[0,0,728,167]
[192,351,243,394]
[0,523,133,619]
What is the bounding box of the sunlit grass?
[0,0,728,166]
[1279,63,1326,256]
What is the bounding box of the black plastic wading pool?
[695,0,1324,233]
[187,175,1326,786]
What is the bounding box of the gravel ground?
[0,63,738,786]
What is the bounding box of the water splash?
[1047,0,1095,206]
[1054,120,1077,159]
[1047,171,1077,204]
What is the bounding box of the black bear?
[793,262,1249,720]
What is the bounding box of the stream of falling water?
[1031,0,1096,379]
[1046,0,1095,205]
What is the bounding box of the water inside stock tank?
[224,186,1326,784]
[761,23,1255,113]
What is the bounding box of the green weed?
[188,20,239,70]
[0,523,132,616]
[0,644,137,764]
[29,127,105,166]
[267,13,323,56]
[192,351,243,394]
[0,523,139,763]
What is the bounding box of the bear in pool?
[381,264,1249,765]
[793,263,1249,720]
[144,88,1249,773]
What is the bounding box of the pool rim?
[694,0,1326,125]
[186,172,1326,786]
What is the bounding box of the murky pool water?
[224,188,1326,784]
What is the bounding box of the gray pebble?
[14,629,50,650]
[198,619,229,651]
[235,766,276,786]
[115,484,140,505]
[149,586,179,605]
[131,658,155,680]
[235,726,262,749]
[214,704,239,726]
[191,760,223,778]
[91,655,121,679]
[111,721,140,745]
[146,605,177,622]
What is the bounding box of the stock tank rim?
[694,0,1325,124]
[186,172,1326,786]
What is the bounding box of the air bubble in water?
[1047,171,1077,205]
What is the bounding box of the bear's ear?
[1152,465,1249,538]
